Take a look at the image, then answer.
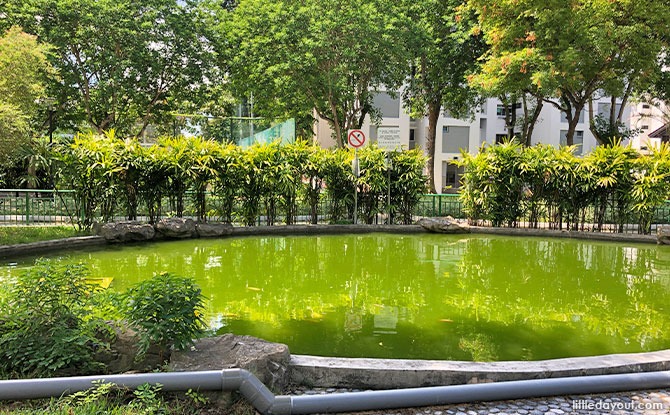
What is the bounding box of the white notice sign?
[377,126,402,151]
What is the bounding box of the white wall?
[314,94,652,192]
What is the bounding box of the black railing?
[1,189,668,235]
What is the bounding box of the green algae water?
[2,233,670,361]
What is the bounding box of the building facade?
[314,92,663,193]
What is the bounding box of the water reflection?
[1,234,669,361]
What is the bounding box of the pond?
[2,233,670,361]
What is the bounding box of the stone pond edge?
[0,223,660,259]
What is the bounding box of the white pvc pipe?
[0,369,669,414]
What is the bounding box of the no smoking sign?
[347,129,366,148]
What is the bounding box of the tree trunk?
[328,93,344,148]
[505,102,517,140]
[588,99,601,145]
[521,93,543,146]
[426,100,441,194]
[565,102,585,147]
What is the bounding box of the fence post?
[25,192,30,224]
[438,195,442,217]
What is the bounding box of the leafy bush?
[390,149,428,224]
[0,260,110,378]
[123,272,206,361]
[51,133,430,227]
[459,141,670,232]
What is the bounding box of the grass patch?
[0,382,219,415]
[0,226,87,246]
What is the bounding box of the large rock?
[155,217,197,238]
[196,222,234,237]
[658,225,670,245]
[170,334,290,392]
[417,216,470,234]
[98,221,156,242]
[96,323,164,373]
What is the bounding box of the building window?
[560,130,584,155]
[443,162,464,193]
[597,102,622,119]
[495,134,508,144]
[560,110,585,123]
[496,103,521,118]
[372,91,400,118]
[442,126,469,153]
[641,125,649,130]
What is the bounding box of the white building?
[628,101,669,154]
[314,93,661,193]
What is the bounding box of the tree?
[467,0,670,146]
[0,26,52,158]
[224,0,410,148]
[12,0,221,137]
[403,0,485,193]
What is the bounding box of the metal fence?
[1,189,668,235]
[0,190,78,225]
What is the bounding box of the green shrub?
[390,149,427,224]
[123,272,206,361]
[0,260,110,378]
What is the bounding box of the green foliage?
[184,137,221,222]
[21,380,198,415]
[0,260,110,378]
[224,0,410,147]
[212,143,243,224]
[459,333,498,362]
[123,272,206,361]
[138,144,170,224]
[356,146,388,224]
[459,142,669,232]
[10,0,223,137]
[466,0,670,146]
[390,149,428,224]
[0,102,30,161]
[129,383,164,414]
[301,144,330,224]
[51,132,120,230]
[590,115,639,147]
[322,149,356,223]
[403,0,485,192]
[0,226,84,245]
[66,380,116,407]
[0,26,52,119]
[51,133,429,227]
[459,140,526,227]
[630,145,670,234]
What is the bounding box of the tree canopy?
[403,0,485,192]
[225,0,411,147]
[467,0,670,146]
[7,0,222,137]
[0,26,52,158]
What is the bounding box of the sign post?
[348,130,366,224]
[376,126,402,151]
[385,152,392,223]
[377,127,401,223]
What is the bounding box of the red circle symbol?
[348,130,366,148]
